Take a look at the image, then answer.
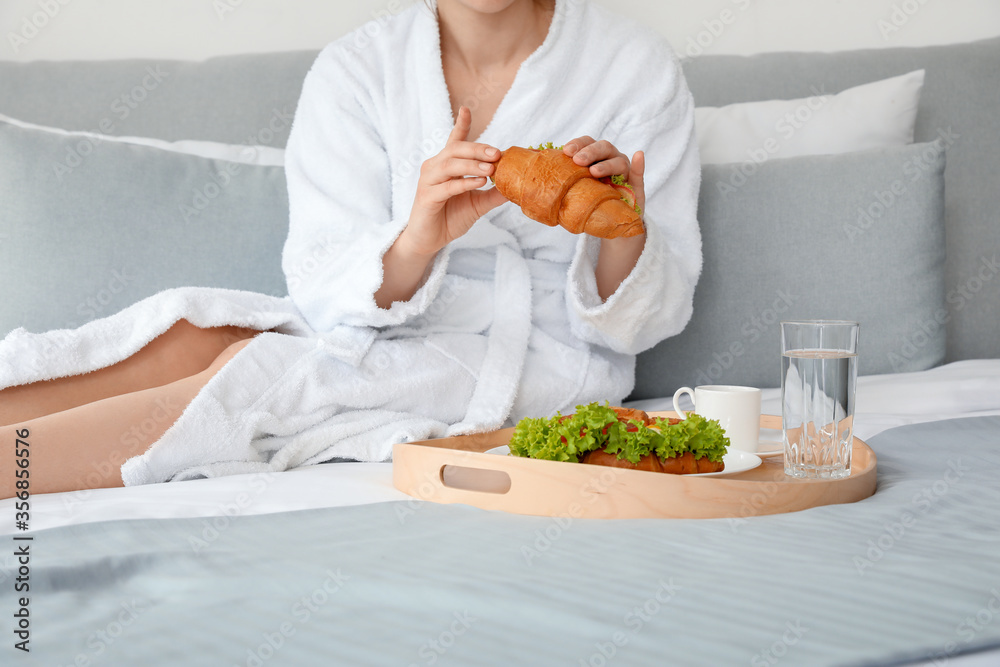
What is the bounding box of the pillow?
[0,113,285,166]
[0,117,289,338]
[631,141,946,399]
[694,70,924,165]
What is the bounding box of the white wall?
[1,0,999,62]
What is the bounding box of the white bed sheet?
[2,359,998,537]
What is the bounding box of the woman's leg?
[1,337,253,498]
[0,319,260,426]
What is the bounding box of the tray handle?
[394,445,516,502]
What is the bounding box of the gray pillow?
[0,119,289,337]
[631,141,946,399]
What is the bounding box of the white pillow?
[694,70,925,165]
[0,112,285,166]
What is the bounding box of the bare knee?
[157,319,261,374]
[202,337,256,378]
[163,318,256,348]
[213,324,262,349]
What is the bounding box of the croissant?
[580,449,725,475]
[492,146,645,239]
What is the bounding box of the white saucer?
[700,449,762,476]
[485,446,762,476]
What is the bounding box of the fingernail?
[479,162,492,172]
[486,147,499,158]
[564,143,576,152]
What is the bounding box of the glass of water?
[781,320,859,479]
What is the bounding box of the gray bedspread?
[3,417,999,666]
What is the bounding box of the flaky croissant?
[492,146,645,239]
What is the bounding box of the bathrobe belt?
[447,244,532,435]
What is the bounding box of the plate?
[485,446,762,476]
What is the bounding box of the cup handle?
[672,387,695,419]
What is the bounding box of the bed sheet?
[2,414,998,666]
[2,359,998,537]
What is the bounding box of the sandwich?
[508,402,729,474]
[492,144,645,239]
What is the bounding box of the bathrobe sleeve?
[282,47,448,333]
[564,44,702,356]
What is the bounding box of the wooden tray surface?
[392,413,877,519]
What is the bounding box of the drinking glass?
[781,320,859,479]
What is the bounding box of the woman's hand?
[563,136,646,213]
[563,136,648,302]
[375,107,507,309]
[399,106,508,257]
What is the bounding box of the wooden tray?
[392,413,877,519]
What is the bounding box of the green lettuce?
[508,402,729,464]
[609,174,643,216]
[529,142,564,150]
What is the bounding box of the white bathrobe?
[0,0,701,485]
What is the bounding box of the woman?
[0,0,701,498]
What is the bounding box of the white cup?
[672,385,762,453]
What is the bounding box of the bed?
[1,361,999,665]
[1,24,999,667]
